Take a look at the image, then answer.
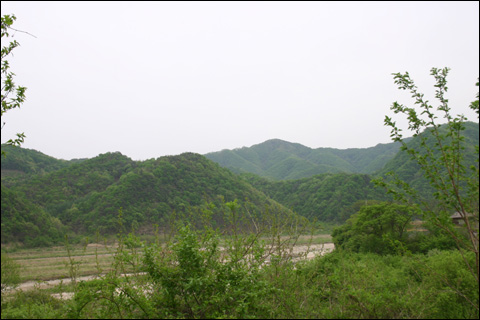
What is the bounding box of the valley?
[1,121,478,319]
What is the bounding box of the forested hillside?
[2,122,477,246]
[377,121,479,196]
[242,172,390,222]
[1,151,292,244]
[1,186,68,246]
[1,145,74,180]
[205,138,403,180]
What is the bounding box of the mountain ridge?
[1,150,295,244]
[204,138,404,180]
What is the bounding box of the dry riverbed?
[2,234,334,302]
[5,242,334,296]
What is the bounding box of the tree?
[375,67,479,283]
[332,202,417,255]
[1,14,28,156]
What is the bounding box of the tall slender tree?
[375,67,479,283]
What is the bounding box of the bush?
[1,289,66,319]
[143,224,274,318]
[1,253,20,291]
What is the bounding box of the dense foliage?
[2,220,478,319]
[1,151,295,242]
[205,138,403,180]
[332,202,417,254]
[243,172,390,222]
[1,144,73,179]
[332,201,459,255]
[377,121,479,197]
[1,185,67,246]
[2,120,478,246]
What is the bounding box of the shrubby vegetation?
[333,202,416,254]
[375,68,479,285]
[1,253,20,291]
[2,203,478,319]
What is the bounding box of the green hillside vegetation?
[1,186,68,247]
[2,122,477,245]
[67,152,290,234]
[1,151,293,243]
[205,138,403,180]
[1,144,73,180]
[206,122,477,182]
[242,172,390,222]
[2,152,135,217]
[377,121,479,196]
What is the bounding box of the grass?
[5,244,119,282]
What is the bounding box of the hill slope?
[2,151,292,238]
[205,139,402,180]
[377,121,479,195]
[242,172,390,222]
[1,185,68,246]
[1,144,74,181]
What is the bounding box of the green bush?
[1,289,66,319]
[291,250,479,319]
[332,202,417,255]
[143,224,274,318]
[1,253,20,291]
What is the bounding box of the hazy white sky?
[1,1,479,161]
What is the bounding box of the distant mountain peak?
[205,138,403,179]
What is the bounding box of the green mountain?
[205,139,402,180]
[2,151,292,241]
[2,121,477,245]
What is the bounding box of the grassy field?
[5,244,117,282]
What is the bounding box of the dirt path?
[12,272,147,292]
[291,242,335,260]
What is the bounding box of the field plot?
[7,244,120,282]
